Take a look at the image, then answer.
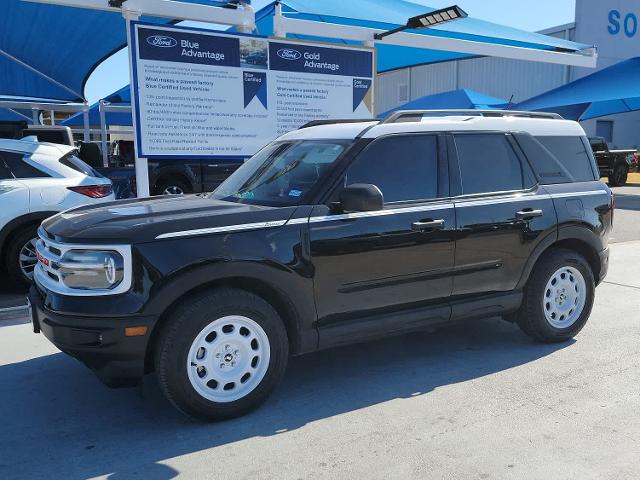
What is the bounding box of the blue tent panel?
[61,106,132,127]
[2,0,595,105]
[379,89,509,118]
[1,0,232,102]
[0,108,33,123]
[60,84,132,127]
[251,1,593,73]
[515,57,640,121]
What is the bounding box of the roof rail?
[382,109,564,124]
[299,118,379,129]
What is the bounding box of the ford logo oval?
[146,35,178,48]
[276,48,302,61]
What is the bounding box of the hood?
[42,194,297,244]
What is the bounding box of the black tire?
[516,248,595,343]
[5,224,39,286]
[609,165,628,187]
[153,178,192,196]
[155,288,289,421]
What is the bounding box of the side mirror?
[340,184,384,213]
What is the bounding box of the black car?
[588,136,637,187]
[29,111,613,421]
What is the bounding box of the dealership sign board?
[130,22,375,159]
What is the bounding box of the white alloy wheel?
[542,266,586,329]
[19,237,38,280]
[186,315,271,403]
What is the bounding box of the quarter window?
[454,134,525,195]
[344,135,439,203]
[535,136,597,182]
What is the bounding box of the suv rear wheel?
[609,164,628,187]
[155,288,289,421]
[5,224,39,286]
[516,248,595,343]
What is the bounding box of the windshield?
[211,140,349,206]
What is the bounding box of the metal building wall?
[377,56,566,115]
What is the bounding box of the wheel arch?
[143,268,317,374]
[151,169,194,194]
[0,211,58,261]
[517,225,603,290]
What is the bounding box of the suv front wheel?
[5,224,39,286]
[516,248,595,343]
[155,288,289,421]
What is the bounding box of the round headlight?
[59,250,124,290]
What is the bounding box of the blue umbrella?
[516,57,640,121]
[379,88,510,118]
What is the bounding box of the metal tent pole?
[99,100,109,167]
[82,105,90,142]
[123,7,149,198]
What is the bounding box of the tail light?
[634,152,638,164]
[67,184,113,198]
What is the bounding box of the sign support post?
[123,6,149,197]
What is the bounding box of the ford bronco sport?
[29,110,613,420]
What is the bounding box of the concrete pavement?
[1,240,639,480]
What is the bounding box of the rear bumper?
[29,286,158,387]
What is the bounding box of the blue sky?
[85,0,577,103]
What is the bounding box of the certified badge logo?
[276,48,302,60]
[146,35,178,48]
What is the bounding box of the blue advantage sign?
[130,22,375,159]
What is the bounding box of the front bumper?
[29,286,158,387]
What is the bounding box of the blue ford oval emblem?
[146,35,178,48]
[277,48,302,60]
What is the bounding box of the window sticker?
[288,189,303,197]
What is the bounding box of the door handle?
[516,209,543,220]
[411,219,445,232]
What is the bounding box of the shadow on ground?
[0,317,571,479]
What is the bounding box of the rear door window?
[0,156,14,180]
[344,134,440,203]
[453,134,528,195]
[2,151,50,178]
[535,136,597,182]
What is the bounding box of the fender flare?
[0,211,58,258]
[516,224,603,290]
[143,260,318,355]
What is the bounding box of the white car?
[0,138,115,285]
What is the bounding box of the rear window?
[535,136,597,182]
[60,153,103,178]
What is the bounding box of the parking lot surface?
[1,184,640,480]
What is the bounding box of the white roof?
[0,138,75,158]
[279,115,585,142]
[278,122,378,142]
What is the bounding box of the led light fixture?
[374,5,468,40]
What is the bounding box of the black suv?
[29,111,613,421]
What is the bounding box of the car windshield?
[211,140,349,206]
